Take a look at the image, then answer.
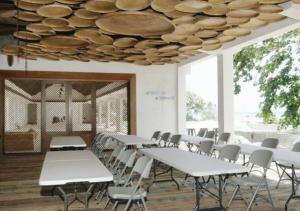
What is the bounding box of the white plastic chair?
[227,149,275,211]
[197,140,214,155]
[197,128,208,137]
[96,150,137,201]
[102,156,153,211]
[158,132,171,147]
[276,141,300,189]
[167,134,182,148]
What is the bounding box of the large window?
[233,28,300,147]
[185,56,218,134]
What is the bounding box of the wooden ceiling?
[9,79,111,96]
[0,0,296,65]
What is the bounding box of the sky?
[186,55,262,114]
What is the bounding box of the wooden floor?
[0,154,300,211]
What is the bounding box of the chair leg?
[275,162,281,178]
[275,167,286,189]
[136,201,142,211]
[266,182,275,211]
[111,201,118,211]
[227,185,239,208]
[141,197,148,211]
[123,200,132,211]
[246,185,260,211]
[102,198,110,210]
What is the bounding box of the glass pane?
[4,79,42,153]
[71,83,92,132]
[96,82,128,134]
[45,83,66,132]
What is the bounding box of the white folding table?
[140,148,248,211]
[50,136,87,150]
[181,135,214,151]
[39,150,113,211]
[110,135,156,146]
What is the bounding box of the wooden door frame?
[0,70,136,156]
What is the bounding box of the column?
[217,52,234,135]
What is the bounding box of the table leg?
[85,184,95,211]
[57,187,68,211]
[285,165,295,210]
[194,177,200,211]
[147,161,180,192]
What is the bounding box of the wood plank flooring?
[0,154,300,211]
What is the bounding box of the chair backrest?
[198,140,214,155]
[160,132,171,142]
[292,142,300,152]
[204,130,215,139]
[132,156,153,178]
[91,133,104,150]
[261,138,279,149]
[118,150,137,176]
[124,156,153,196]
[107,145,124,166]
[168,134,182,147]
[151,131,161,141]
[159,132,171,146]
[249,149,273,172]
[218,145,240,162]
[197,128,208,137]
[95,135,109,155]
[217,132,231,144]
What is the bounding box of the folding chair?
[167,134,182,148]
[96,149,137,201]
[151,131,161,142]
[261,138,279,148]
[158,132,171,147]
[227,149,275,211]
[276,141,300,189]
[197,128,208,137]
[102,156,153,211]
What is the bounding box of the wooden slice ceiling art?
[1,0,296,65]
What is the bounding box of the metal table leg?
[193,175,227,211]
[57,187,68,211]
[194,177,200,211]
[147,160,180,192]
[85,184,95,211]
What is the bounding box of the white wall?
[0,55,178,138]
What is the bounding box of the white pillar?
[217,52,234,134]
[177,63,192,134]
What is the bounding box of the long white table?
[39,150,113,211]
[50,136,87,149]
[111,135,156,146]
[140,148,248,211]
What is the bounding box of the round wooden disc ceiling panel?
[115,0,151,11]
[2,0,296,65]
[41,36,89,48]
[95,12,175,36]
[37,4,73,18]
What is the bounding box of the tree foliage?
[186,91,217,121]
[234,29,300,128]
